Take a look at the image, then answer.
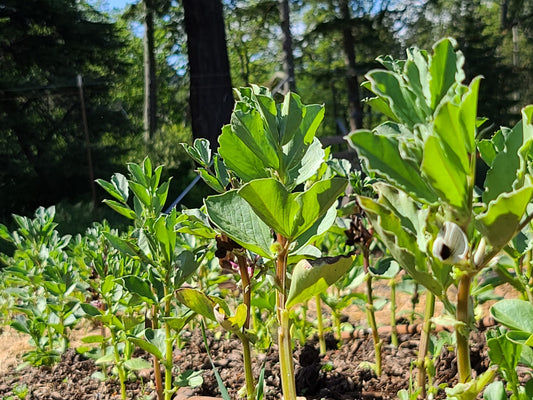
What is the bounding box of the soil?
[0,283,512,400]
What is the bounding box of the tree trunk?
[279,0,296,93]
[340,0,363,130]
[143,0,157,144]
[183,0,234,149]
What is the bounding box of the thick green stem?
[411,283,419,324]
[315,294,326,355]
[100,324,108,379]
[276,234,297,400]
[456,274,473,384]
[333,311,342,346]
[364,248,382,376]
[416,291,435,398]
[278,308,297,400]
[164,322,173,400]
[164,285,174,400]
[152,304,164,400]
[236,254,255,399]
[524,249,533,305]
[239,333,255,400]
[111,328,127,400]
[389,278,398,347]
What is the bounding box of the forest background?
[1,0,532,236]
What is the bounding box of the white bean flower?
[432,221,468,264]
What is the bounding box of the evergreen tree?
[0,0,131,218]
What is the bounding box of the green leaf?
[279,92,303,145]
[358,195,448,301]
[218,125,271,182]
[176,210,217,239]
[96,173,129,202]
[154,215,176,264]
[103,232,139,258]
[163,313,195,332]
[205,190,274,259]
[491,299,533,333]
[421,135,469,212]
[129,181,151,208]
[370,257,400,278]
[96,353,115,365]
[292,203,337,251]
[198,168,225,193]
[477,139,498,167]
[288,138,325,186]
[129,337,163,360]
[476,177,533,249]
[254,93,279,142]
[483,381,506,400]
[182,138,211,167]
[364,70,422,126]
[124,358,153,371]
[486,328,521,384]
[213,154,230,188]
[286,255,355,309]
[175,288,217,321]
[231,104,280,169]
[282,104,325,182]
[102,200,136,220]
[155,180,170,212]
[174,250,200,288]
[122,275,156,304]
[81,335,106,344]
[231,303,248,329]
[238,177,347,241]
[428,37,464,109]
[347,130,437,203]
[175,369,204,389]
[80,303,103,317]
[484,107,533,204]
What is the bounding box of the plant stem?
[416,291,435,399]
[456,274,473,383]
[237,254,256,400]
[164,285,174,400]
[411,283,419,324]
[111,328,127,400]
[333,310,342,346]
[315,294,326,355]
[524,249,533,306]
[389,277,398,347]
[239,333,255,400]
[276,234,297,400]
[151,304,164,400]
[363,247,382,376]
[278,308,297,400]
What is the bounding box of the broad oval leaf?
[122,275,156,304]
[205,190,274,259]
[347,129,437,204]
[491,299,533,333]
[124,358,153,371]
[286,255,355,309]
[175,288,217,321]
[238,177,347,241]
[476,177,533,249]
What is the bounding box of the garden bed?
[0,291,497,400]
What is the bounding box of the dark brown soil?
[0,325,492,400]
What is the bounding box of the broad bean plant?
[347,37,533,397]
[180,87,353,400]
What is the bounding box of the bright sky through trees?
[89,0,135,12]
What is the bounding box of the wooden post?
[77,74,97,209]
